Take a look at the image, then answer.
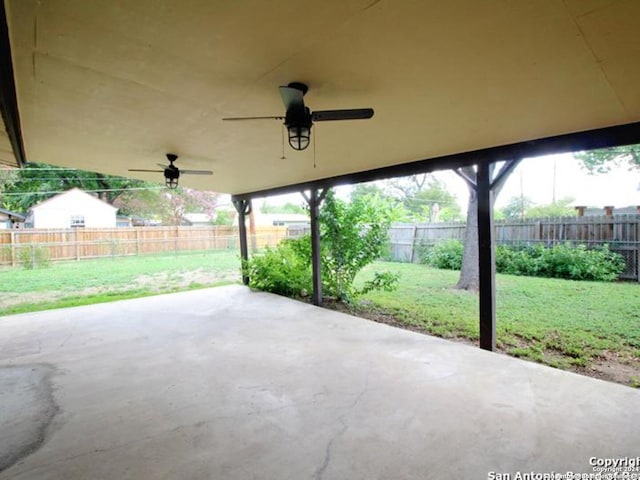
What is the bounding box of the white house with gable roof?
[26,188,118,228]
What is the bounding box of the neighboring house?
[116,215,132,227]
[183,213,214,227]
[575,205,640,217]
[26,188,118,228]
[239,212,310,227]
[0,208,25,229]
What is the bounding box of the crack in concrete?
[314,376,370,480]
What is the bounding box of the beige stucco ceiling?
[4,0,640,194]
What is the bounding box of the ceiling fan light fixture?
[165,177,179,189]
[287,125,311,151]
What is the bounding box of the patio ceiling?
[2,0,640,194]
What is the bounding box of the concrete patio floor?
[1,285,638,479]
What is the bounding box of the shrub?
[246,190,400,303]
[420,239,463,270]
[320,191,398,301]
[246,237,312,297]
[18,245,51,269]
[423,240,624,282]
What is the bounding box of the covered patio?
[1,0,640,476]
[1,286,638,479]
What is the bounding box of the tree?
[402,178,462,222]
[213,210,234,226]
[574,145,640,173]
[0,162,154,212]
[122,187,220,225]
[500,195,535,220]
[455,161,521,291]
[260,201,306,215]
[319,190,399,301]
[0,162,221,224]
[350,182,389,204]
[378,174,462,222]
[526,197,576,218]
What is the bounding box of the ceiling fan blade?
[128,169,164,173]
[222,116,284,121]
[180,170,213,175]
[312,108,374,122]
[279,86,305,111]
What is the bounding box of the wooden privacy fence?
[0,226,289,266]
[388,215,640,281]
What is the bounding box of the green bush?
[423,240,624,282]
[246,237,312,297]
[497,243,624,281]
[18,245,52,269]
[420,239,463,270]
[320,191,398,301]
[245,189,399,303]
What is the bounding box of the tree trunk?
[456,160,519,291]
[457,184,479,290]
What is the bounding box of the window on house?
[70,215,85,228]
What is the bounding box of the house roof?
[29,188,118,211]
[2,1,640,195]
[0,207,25,220]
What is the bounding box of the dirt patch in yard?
[0,269,240,311]
[322,299,640,389]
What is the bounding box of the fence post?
[410,224,418,263]
[135,228,140,256]
[10,230,16,266]
[75,228,80,261]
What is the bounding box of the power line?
[8,177,141,182]
[0,186,166,196]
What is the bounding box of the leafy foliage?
[500,196,576,219]
[260,201,306,215]
[246,238,312,297]
[574,145,640,173]
[422,240,624,281]
[17,245,51,269]
[0,163,222,225]
[319,190,398,301]
[419,240,463,270]
[496,243,625,281]
[0,162,154,212]
[246,189,399,302]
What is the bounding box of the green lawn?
[2,253,638,386]
[354,262,640,383]
[0,250,241,315]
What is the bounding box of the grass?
[2,252,638,385]
[0,249,241,315]
[354,261,640,381]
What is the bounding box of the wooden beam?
[0,1,26,167]
[232,199,251,286]
[477,161,496,351]
[231,121,640,201]
[305,189,325,306]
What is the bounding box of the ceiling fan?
[128,153,213,189]
[222,82,374,151]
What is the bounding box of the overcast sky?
[254,153,640,214]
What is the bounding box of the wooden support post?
[477,161,496,351]
[309,189,322,306]
[233,199,251,285]
[302,189,328,306]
